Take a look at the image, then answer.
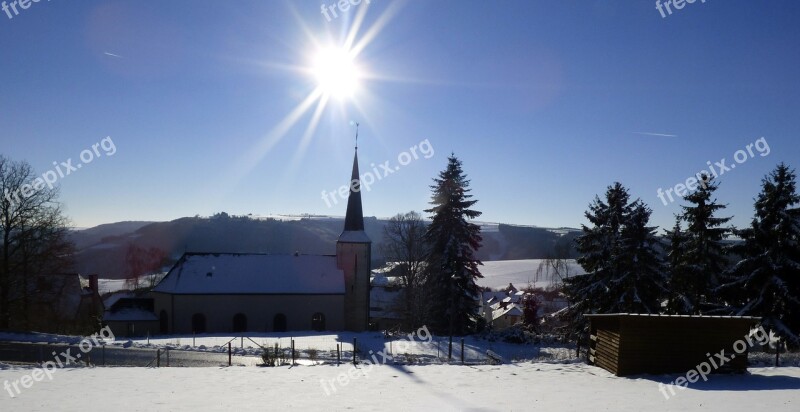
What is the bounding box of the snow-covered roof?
[103,291,135,309]
[492,304,523,321]
[104,308,159,322]
[153,253,344,295]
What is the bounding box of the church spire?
[342,123,365,233]
[343,149,365,232]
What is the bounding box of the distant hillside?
[71,215,580,279]
[69,221,155,249]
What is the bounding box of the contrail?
[103,52,124,58]
[632,131,678,137]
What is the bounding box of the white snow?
[153,253,344,294]
[1,362,798,411]
[478,259,585,290]
[2,330,799,410]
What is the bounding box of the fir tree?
[563,183,665,340]
[721,163,800,348]
[423,154,483,336]
[618,202,668,312]
[664,216,689,313]
[668,176,731,314]
[521,293,539,332]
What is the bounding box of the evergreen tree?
[521,293,539,331]
[668,176,731,314]
[664,216,688,314]
[563,183,665,340]
[721,163,800,348]
[619,202,668,311]
[423,154,483,336]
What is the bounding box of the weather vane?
[355,122,359,150]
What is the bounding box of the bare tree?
[535,242,574,291]
[0,156,74,330]
[380,211,428,330]
[125,244,166,290]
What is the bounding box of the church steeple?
[343,148,365,232]
[336,123,371,332]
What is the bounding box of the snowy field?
[2,331,799,410]
[1,362,799,411]
[478,259,585,290]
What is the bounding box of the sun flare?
[312,46,360,100]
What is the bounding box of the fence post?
[291,339,295,366]
[193,332,196,347]
[166,348,170,367]
[353,338,357,365]
[448,336,452,361]
[102,344,106,366]
[228,342,232,367]
[241,335,244,349]
[461,338,465,364]
[337,344,340,366]
[157,349,161,368]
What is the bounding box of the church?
[146,147,372,334]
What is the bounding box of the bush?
[261,348,276,367]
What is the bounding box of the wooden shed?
[586,314,760,376]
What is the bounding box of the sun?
[312,46,361,100]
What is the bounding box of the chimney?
[88,274,99,293]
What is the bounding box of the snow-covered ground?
[2,331,799,410]
[478,259,585,290]
[1,362,798,411]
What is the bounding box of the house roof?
[492,304,523,321]
[152,253,345,295]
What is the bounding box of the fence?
[0,332,586,368]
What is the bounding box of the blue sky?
[1,0,798,232]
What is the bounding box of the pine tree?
[563,183,665,340]
[721,163,800,348]
[618,202,668,311]
[423,154,483,336]
[521,293,539,331]
[664,216,689,314]
[668,176,731,314]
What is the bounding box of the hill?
[70,214,580,279]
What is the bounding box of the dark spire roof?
[343,149,365,232]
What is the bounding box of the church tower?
[337,139,371,332]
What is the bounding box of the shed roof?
[152,253,344,295]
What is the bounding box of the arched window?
[273,313,287,332]
[159,310,169,334]
[311,312,325,331]
[233,313,247,333]
[192,313,206,334]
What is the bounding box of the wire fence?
[122,333,581,367]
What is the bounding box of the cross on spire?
[355,122,359,150]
